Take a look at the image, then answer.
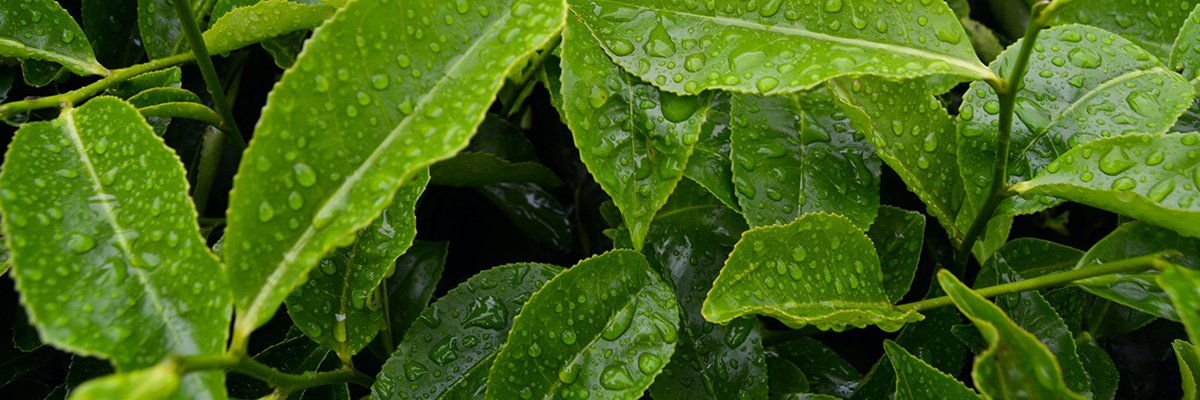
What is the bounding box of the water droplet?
[600,365,634,390]
[791,246,807,262]
[638,353,664,374]
[1111,176,1137,190]
[67,234,95,254]
[294,163,317,187]
[371,74,390,90]
[1099,148,1136,175]
[609,39,634,56]
[561,328,578,345]
[258,201,275,222]
[823,0,844,12]
[1067,47,1102,68]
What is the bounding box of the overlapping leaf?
[82,0,142,69]
[1074,220,1199,322]
[223,0,567,338]
[1160,265,1200,344]
[137,0,202,59]
[883,340,981,400]
[566,0,994,95]
[561,16,710,250]
[703,213,923,332]
[479,183,572,250]
[375,240,447,347]
[1076,333,1119,400]
[1172,4,1200,91]
[867,207,925,303]
[430,152,562,188]
[729,89,880,230]
[0,97,228,398]
[1053,0,1200,60]
[768,338,861,398]
[0,0,106,76]
[202,0,337,55]
[683,92,738,211]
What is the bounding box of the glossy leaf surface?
[378,240,448,345]
[430,152,562,188]
[959,25,1194,217]
[565,0,994,95]
[479,183,572,250]
[561,17,710,250]
[1075,221,1200,320]
[107,67,182,99]
[486,250,679,399]
[1076,333,1119,400]
[684,92,738,211]
[82,0,142,69]
[703,213,923,332]
[1171,4,1200,90]
[1053,0,1200,60]
[1176,339,1200,400]
[137,0,202,59]
[883,340,980,400]
[729,89,880,230]
[0,97,227,397]
[1013,133,1200,237]
[0,0,106,76]
[979,238,1083,281]
[1160,265,1200,344]
[224,0,567,337]
[373,262,561,400]
[202,0,336,55]
[769,337,861,398]
[68,363,179,400]
[867,206,925,303]
[939,271,1087,400]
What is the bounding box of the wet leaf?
[430,152,562,188]
[970,215,1012,264]
[565,0,994,95]
[1160,265,1200,344]
[683,92,738,211]
[1171,4,1200,91]
[959,25,1194,218]
[68,363,180,400]
[730,88,880,230]
[1176,339,1200,400]
[82,0,143,69]
[485,250,679,399]
[223,0,566,338]
[1013,133,1200,238]
[561,16,711,250]
[479,182,572,250]
[703,213,924,332]
[0,97,227,398]
[765,353,810,395]
[883,340,981,400]
[1074,222,1200,321]
[286,169,429,359]
[0,0,106,76]
[1053,0,1200,60]
[136,0,203,59]
[939,270,1088,400]
[107,67,182,99]
[202,0,337,55]
[226,329,341,400]
[768,337,861,398]
[976,238,1084,283]
[377,240,448,346]
[866,206,926,303]
[1077,333,1119,400]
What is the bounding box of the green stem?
[177,354,375,393]
[171,0,247,151]
[500,30,562,117]
[377,278,396,355]
[896,251,1178,313]
[955,1,1049,267]
[0,53,194,121]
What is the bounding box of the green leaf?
[137,103,221,128]
[126,87,201,107]
[867,206,926,303]
[0,97,227,397]
[1013,133,1200,237]
[1053,0,1200,60]
[430,152,562,188]
[729,89,880,230]
[0,0,106,76]
[82,0,143,69]
[1160,265,1200,344]
[703,212,924,332]
[224,0,567,339]
[642,181,766,400]
[20,58,67,87]
[137,0,202,59]
[684,92,738,211]
[373,263,562,400]
[977,238,1084,282]
[466,114,538,163]
[1088,302,1158,338]
[560,16,710,250]
[768,337,862,398]
[286,168,429,358]
[1076,333,1119,400]
[479,183,572,250]
[485,250,679,399]
[938,270,1088,400]
[1176,339,1200,400]
[107,67,182,99]
[883,340,981,400]
[67,363,180,400]
[958,25,1194,218]
[260,30,307,69]
[377,240,448,346]
[764,353,809,395]
[126,86,208,134]
[1171,4,1200,91]
[565,0,994,96]
[226,332,332,399]
[202,0,337,55]
[1045,287,1087,336]
[829,76,966,239]
[970,215,1012,264]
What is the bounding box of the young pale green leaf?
[286,169,429,359]
[0,0,106,76]
[224,0,567,339]
[377,240,447,346]
[1012,133,1200,237]
[969,215,1012,264]
[1176,340,1200,400]
[479,183,572,250]
[67,363,180,400]
[1053,0,1199,60]
[1074,221,1200,320]
[938,270,1088,400]
[565,0,994,96]
[703,213,923,332]
[683,92,739,211]
[430,152,562,188]
[1076,333,1119,400]
[0,97,227,398]
[829,76,965,239]
[883,340,981,400]
[126,87,202,107]
[202,0,336,55]
[82,0,142,69]
[107,67,182,99]
[137,103,221,128]
[729,89,880,230]
[768,337,862,398]
[867,206,926,303]
[561,17,710,250]
[642,181,766,400]
[1160,265,1200,344]
[372,262,561,400]
[959,25,1194,218]
[1172,4,1200,91]
[136,0,202,59]
[486,250,679,400]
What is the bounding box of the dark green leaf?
[1044,287,1087,336]
[372,263,562,400]
[976,238,1084,283]
[226,333,329,399]
[68,363,180,400]
[1171,4,1200,91]
[883,340,981,400]
[683,92,738,211]
[136,0,202,59]
[0,347,53,388]
[1089,302,1158,338]
[485,250,679,399]
[867,206,926,303]
[126,87,201,107]
[1053,0,1199,60]
[961,17,1003,64]
[466,114,538,163]
[107,67,182,99]
[730,88,880,230]
[1074,221,1200,321]
[768,337,861,398]
[224,0,566,338]
[1175,339,1200,400]
[950,324,987,355]
[430,152,562,188]
[82,0,143,68]
[478,183,572,250]
[202,0,337,55]
[1160,265,1200,344]
[565,0,995,95]
[0,97,227,397]
[378,240,448,345]
[0,68,12,104]
[764,353,809,395]
[260,30,308,69]
[0,0,106,76]
[1077,333,1119,400]
[704,213,923,332]
[560,16,710,250]
[12,306,40,352]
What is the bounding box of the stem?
[192,128,225,217]
[896,251,1178,312]
[955,1,1049,267]
[500,30,562,117]
[376,279,396,355]
[171,0,247,151]
[177,354,375,392]
[0,53,194,121]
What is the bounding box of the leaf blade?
[0,0,106,75]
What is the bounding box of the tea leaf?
[1160,265,1200,344]
[729,89,880,230]
[1171,4,1200,91]
[68,363,180,400]
[137,0,202,59]
[1076,333,1119,400]
[373,262,562,400]
[1175,339,1200,400]
[703,213,924,332]
[82,0,142,69]
[768,337,861,398]
[0,0,106,76]
[479,183,572,250]
[683,92,738,211]
[565,0,994,95]
[883,340,981,400]
[974,238,1084,285]
[1074,221,1200,320]
[0,97,227,398]
[202,0,337,55]
[765,353,809,394]
[430,152,563,188]
[107,67,182,99]
[485,250,679,399]
[561,17,710,250]
[223,0,566,337]
[377,240,448,344]
[866,206,926,303]
[1053,0,1199,60]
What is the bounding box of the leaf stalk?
[171,0,247,151]
[176,353,375,393]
